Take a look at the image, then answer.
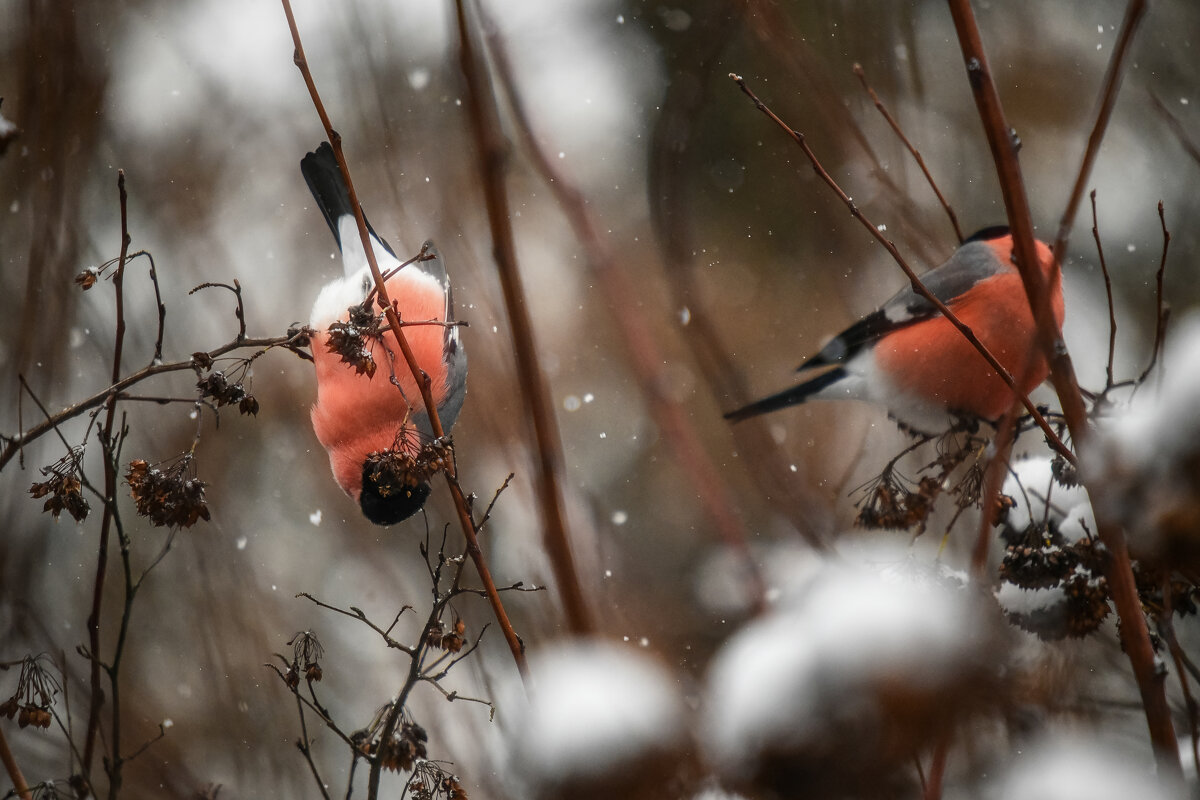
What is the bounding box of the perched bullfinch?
[725,227,1064,434]
[302,142,467,525]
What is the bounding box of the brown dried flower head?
[363,436,453,503]
[126,456,211,528]
[3,654,60,732]
[289,631,324,683]
[325,301,384,377]
[74,267,99,290]
[856,473,941,532]
[29,447,90,523]
[196,370,247,407]
[999,523,1112,640]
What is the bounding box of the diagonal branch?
[1052,0,1147,258]
[853,63,964,244]
[945,0,1179,779]
[730,74,1073,464]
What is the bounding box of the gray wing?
[418,241,468,434]
[799,238,1009,370]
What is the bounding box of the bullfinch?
[725,227,1064,434]
[302,142,467,525]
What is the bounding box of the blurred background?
[2,0,1199,797]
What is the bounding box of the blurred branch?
[730,74,1073,464]
[945,0,1180,779]
[477,5,769,612]
[453,0,594,633]
[646,0,832,546]
[279,0,530,687]
[1052,0,1147,258]
[1150,92,1200,165]
[743,0,942,264]
[853,63,964,244]
[0,723,32,800]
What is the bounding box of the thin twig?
[294,693,332,800]
[853,63,963,243]
[1089,191,1119,392]
[1149,92,1200,166]
[82,170,132,786]
[1136,203,1170,386]
[474,473,514,534]
[189,281,247,343]
[280,0,530,686]
[123,723,168,764]
[454,0,593,633]
[264,664,358,750]
[296,593,415,654]
[730,73,1074,464]
[945,0,1179,777]
[1053,0,1147,258]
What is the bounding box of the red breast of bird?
[302,143,466,514]
[868,234,1064,427]
[309,250,458,503]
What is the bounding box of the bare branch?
[853,63,963,243]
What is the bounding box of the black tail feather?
[300,142,395,257]
[301,143,352,246]
[724,367,848,422]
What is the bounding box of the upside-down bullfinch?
[725,227,1064,434]
[302,142,467,525]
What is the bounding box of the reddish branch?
[453,0,594,634]
[0,724,32,800]
[478,8,770,609]
[945,0,1179,779]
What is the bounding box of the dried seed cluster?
[359,718,428,774]
[855,433,986,534]
[408,760,469,800]
[363,437,453,499]
[325,301,384,377]
[126,457,211,528]
[196,369,259,416]
[284,631,325,688]
[856,473,940,531]
[29,447,89,522]
[0,655,59,730]
[424,616,466,654]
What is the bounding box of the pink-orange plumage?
[726,228,1063,433]
[302,143,466,524]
